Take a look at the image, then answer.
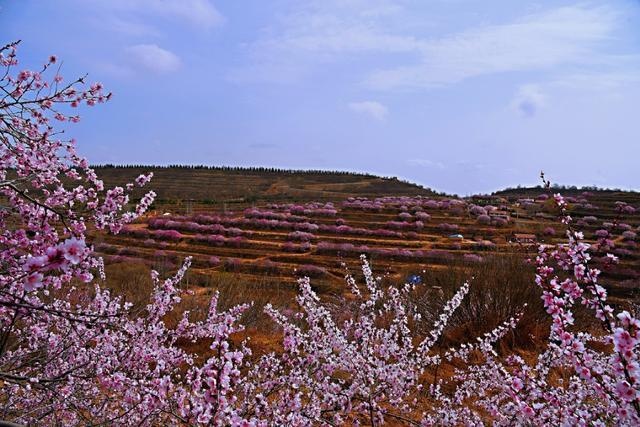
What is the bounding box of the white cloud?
[102,17,161,37]
[124,44,182,74]
[550,71,640,91]
[254,19,422,57]
[129,0,224,29]
[83,0,224,31]
[230,0,425,83]
[348,101,388,121]
[512,85,546,117]
[367,6,621,89]
[236,3,631,91]
[79,0,225,37]
[510,69,640,117]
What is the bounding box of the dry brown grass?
[403,254,549,350]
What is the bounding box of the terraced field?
[91,169,640,301]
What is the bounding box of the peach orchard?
[0,41,638,425]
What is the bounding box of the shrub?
[398,212,412,221]
[385,221,410,230]
[415,211,431,222]
[491,216,509,227]
[463,253,484,263]
[94,243,119,254]
[595,229,609,238]
[295,264,327,277]
[223,257,242,271]
[423,249,455,262]
[287,231,315,242]
[438,223,459,232]
[423,200,440,209]
[281,241,311,253]
[476,214,491,225]
[470,205,487,216]
[153,229,183,241]
[406,231,419,239]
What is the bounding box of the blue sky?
[2,0,640,194]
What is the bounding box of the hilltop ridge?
[92,165,441,203]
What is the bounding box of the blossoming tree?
[1,42,638,425]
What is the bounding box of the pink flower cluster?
[0,42,155,298]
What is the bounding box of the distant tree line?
[91,164,443,195]
[494,183,638,195]
[92,164,378,177]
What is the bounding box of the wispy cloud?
[255,0,413,56]
[348,101,388,121]
[236,3,630,91]
[101,16,161,37]
[549,70,640,91]
[510,68,640,116]
[124,44,182,74]
[367,5,621,89]
[89,0,224,30]
[230,0,423,83]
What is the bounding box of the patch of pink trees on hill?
[281,241,311,253]
[463,253,484,263]
[415,211,431,222]
[152,214,419,240]
[287,231,315,242]
[317,223,404,238]
[343,196,479,214]
[476,214,491,225]
[398,211,412,221]
[386,220,422,231]
[165,214,321,233]
[294,264,327,277]
[2,44,639,425]
[342,198,385,211]
[616,201,637,215]
[316,242,434,260]
[149,217,251,237]
[281,202,337,216]
[438,222,459,232]
[192,234,246,248]
[470,205,487,216]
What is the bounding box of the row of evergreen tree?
[494,184,637,194]
[92,164,379,177]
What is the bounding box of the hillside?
[93,165,439,205]
[90,167,640,305]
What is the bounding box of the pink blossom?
[61,237,86,265]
